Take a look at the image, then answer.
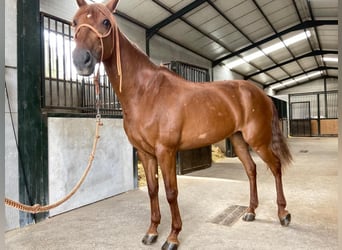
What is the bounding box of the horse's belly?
[179,121,235,150]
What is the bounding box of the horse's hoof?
[161,241,178,250]
[142,234,158,245]
[280,213,291,227]
[242,212,255,222]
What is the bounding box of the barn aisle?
[5,137,338,250]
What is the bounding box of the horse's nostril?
[84,51,91,65]
[72,48,95,76]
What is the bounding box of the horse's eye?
[103,19,111,28]
[72,20,77,27]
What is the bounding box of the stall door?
[290,102,311,137]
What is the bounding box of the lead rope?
[5,72,103,214]
[3,14,125,213]
[4,116,102,214]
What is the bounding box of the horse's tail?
[271,104,293,168]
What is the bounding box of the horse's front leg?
[156,146,182,250]
[138,150,161,245]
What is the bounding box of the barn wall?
[213,64,244,81]
[5,0,19,230]
[276,78,338,96]
[149,35,212,70]
[1,0,5,245]
[40,0,78,21]
[212,63,264,91]
[48,118,133,216]
[271,78,338,104]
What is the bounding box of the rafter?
[273,75,338,92]
[146,0,207,40]
[151,0,232,55]
[207,0,278,84]
[213,20,337,67]
[246,50,338,79]
[265,66,338,88]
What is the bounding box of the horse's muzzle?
[72,48,96,76]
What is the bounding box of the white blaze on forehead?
[87,13,92,18]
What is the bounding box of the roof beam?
[246,50,338,79]
[152,0,232,55]
[265,66,338,88]
[207,0,278,82]
[292,0,321,69]
[213,20,337,67]
[307,0,328,76]
[274,75,338,92]
[252,0,295,79]
[146,0,207,40]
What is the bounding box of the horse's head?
[72,0,119,76]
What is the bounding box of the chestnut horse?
[72,0,292,249]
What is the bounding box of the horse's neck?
[103,29,157,109]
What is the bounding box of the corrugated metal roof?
[115,0,338,91]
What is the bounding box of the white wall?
[48,118,134,216]
[213,63,243,81]
[40,0,79,21]
[5,0,19,230]
[1,0,5,246]
[276,78,338,96]
[270,78,338,103]
[149,35,211,69]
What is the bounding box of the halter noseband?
[74,7,122,92]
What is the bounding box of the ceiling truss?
[116,0,338,92]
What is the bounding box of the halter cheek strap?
[74,16,122,93]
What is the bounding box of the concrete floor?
[5,137,338,249]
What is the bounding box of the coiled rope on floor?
[5,116,103,214]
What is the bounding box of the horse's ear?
[76,0,87,7]
[106,0,119,13]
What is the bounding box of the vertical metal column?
[17,0,48,225]
[317,93,321,136]
[324,77,328,118]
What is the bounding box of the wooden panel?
[320,119,338,135]
[310,119,319,136]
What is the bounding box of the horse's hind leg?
[254,145,291,226]
[230,132,258,222]
[138,150,161,245]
